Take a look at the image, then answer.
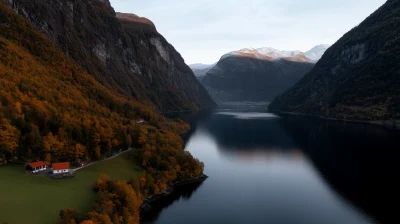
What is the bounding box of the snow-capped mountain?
[221,45,330,62]
[192,45,330,103]
[221,47,310,62]
[202,47,318,103]
[305,44,331,62]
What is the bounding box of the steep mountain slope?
[0,2,159,162]
[269,0,400,121]
[1,0,214,112]
[190,63,216,81]
[202,48,317,103]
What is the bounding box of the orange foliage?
[0,3,161,162]
[80,176,141,224]
[1,4,205,224]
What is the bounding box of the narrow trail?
[72,148,134,172]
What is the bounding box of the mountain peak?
[305,44,331,62]
[116,12,157,32]
[221,47,312,63]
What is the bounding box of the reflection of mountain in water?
[167,110,399,223]
[280,115,400,224]
[199,112,297,151]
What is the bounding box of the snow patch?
[221,47,305,61]
[221,45,330,62]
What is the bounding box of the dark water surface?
[146,108,400,224]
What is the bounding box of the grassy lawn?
[0,151,142,224]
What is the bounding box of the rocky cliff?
[269,0,400,121]
[1,0,214,112]
[202,48,316,103]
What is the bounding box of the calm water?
[145,108,400,224]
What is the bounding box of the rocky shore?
[140,174,208,215]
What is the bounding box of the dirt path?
[72,148,134,172]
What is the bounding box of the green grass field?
[0,151,142,224]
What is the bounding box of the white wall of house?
[53,169,69,174]
[31,166,47,173]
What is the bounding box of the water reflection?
[141,181,205,224]
[154,109,399,224]
[280,115,400,223]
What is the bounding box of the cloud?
[110,0,386,64]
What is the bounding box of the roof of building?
[28,161,46,168]
[52,162,70,170]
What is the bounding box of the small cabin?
[52,162,70,174]
[26,161,48,173]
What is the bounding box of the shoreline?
[161,107,216,115]
[276,111,400,130]
[140,174,208,215]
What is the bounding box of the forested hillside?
[1,0,215,112]
[0,1,203,173]
[1,4,205,222]
[269,0,400,121]
[0,2,150,162]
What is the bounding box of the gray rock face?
[269,0,400,120]
[1,0,215,111]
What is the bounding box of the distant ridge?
[198,45,329,103]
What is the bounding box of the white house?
[52,162,70,174]
[26,161,48,173]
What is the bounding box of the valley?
[0,0,397,224]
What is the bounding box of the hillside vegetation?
[0,3,205,223]
[0,2,156,162]
[1,0,215,112]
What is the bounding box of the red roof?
[29,161,46,168]
[52,162,70,170]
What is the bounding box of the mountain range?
[195,45,329,103]
[269,0,400,121]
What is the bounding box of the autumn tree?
[0,118,20,156]
[58,208,79,224]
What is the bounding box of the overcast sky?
[109,0,386,64]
